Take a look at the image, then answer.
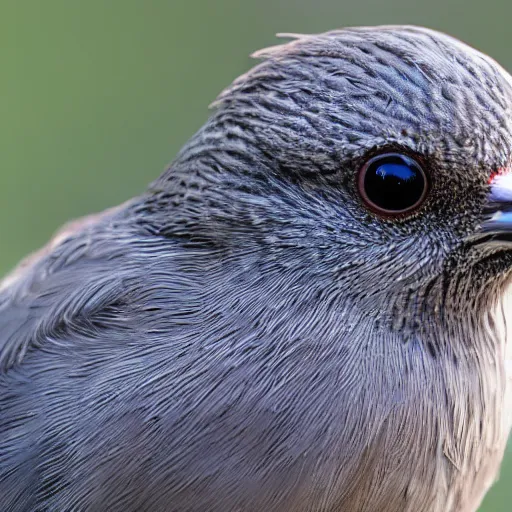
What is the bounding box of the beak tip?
[481,173,512,240]
[489,173,512,203]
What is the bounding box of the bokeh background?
[2,1,511,509]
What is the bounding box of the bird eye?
[357,152,429,217]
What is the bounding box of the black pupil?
[363,154,425,212]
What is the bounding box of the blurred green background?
[1,1,511,509]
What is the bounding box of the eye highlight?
[357,153,429,217]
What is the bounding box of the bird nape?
[1,25,512,512]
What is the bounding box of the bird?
[1,24,512,512]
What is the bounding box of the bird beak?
[480,173,512,244]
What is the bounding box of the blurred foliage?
[1,1,511,510]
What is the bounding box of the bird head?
[146,26,512,342]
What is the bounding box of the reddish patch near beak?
[489,166,512,185]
